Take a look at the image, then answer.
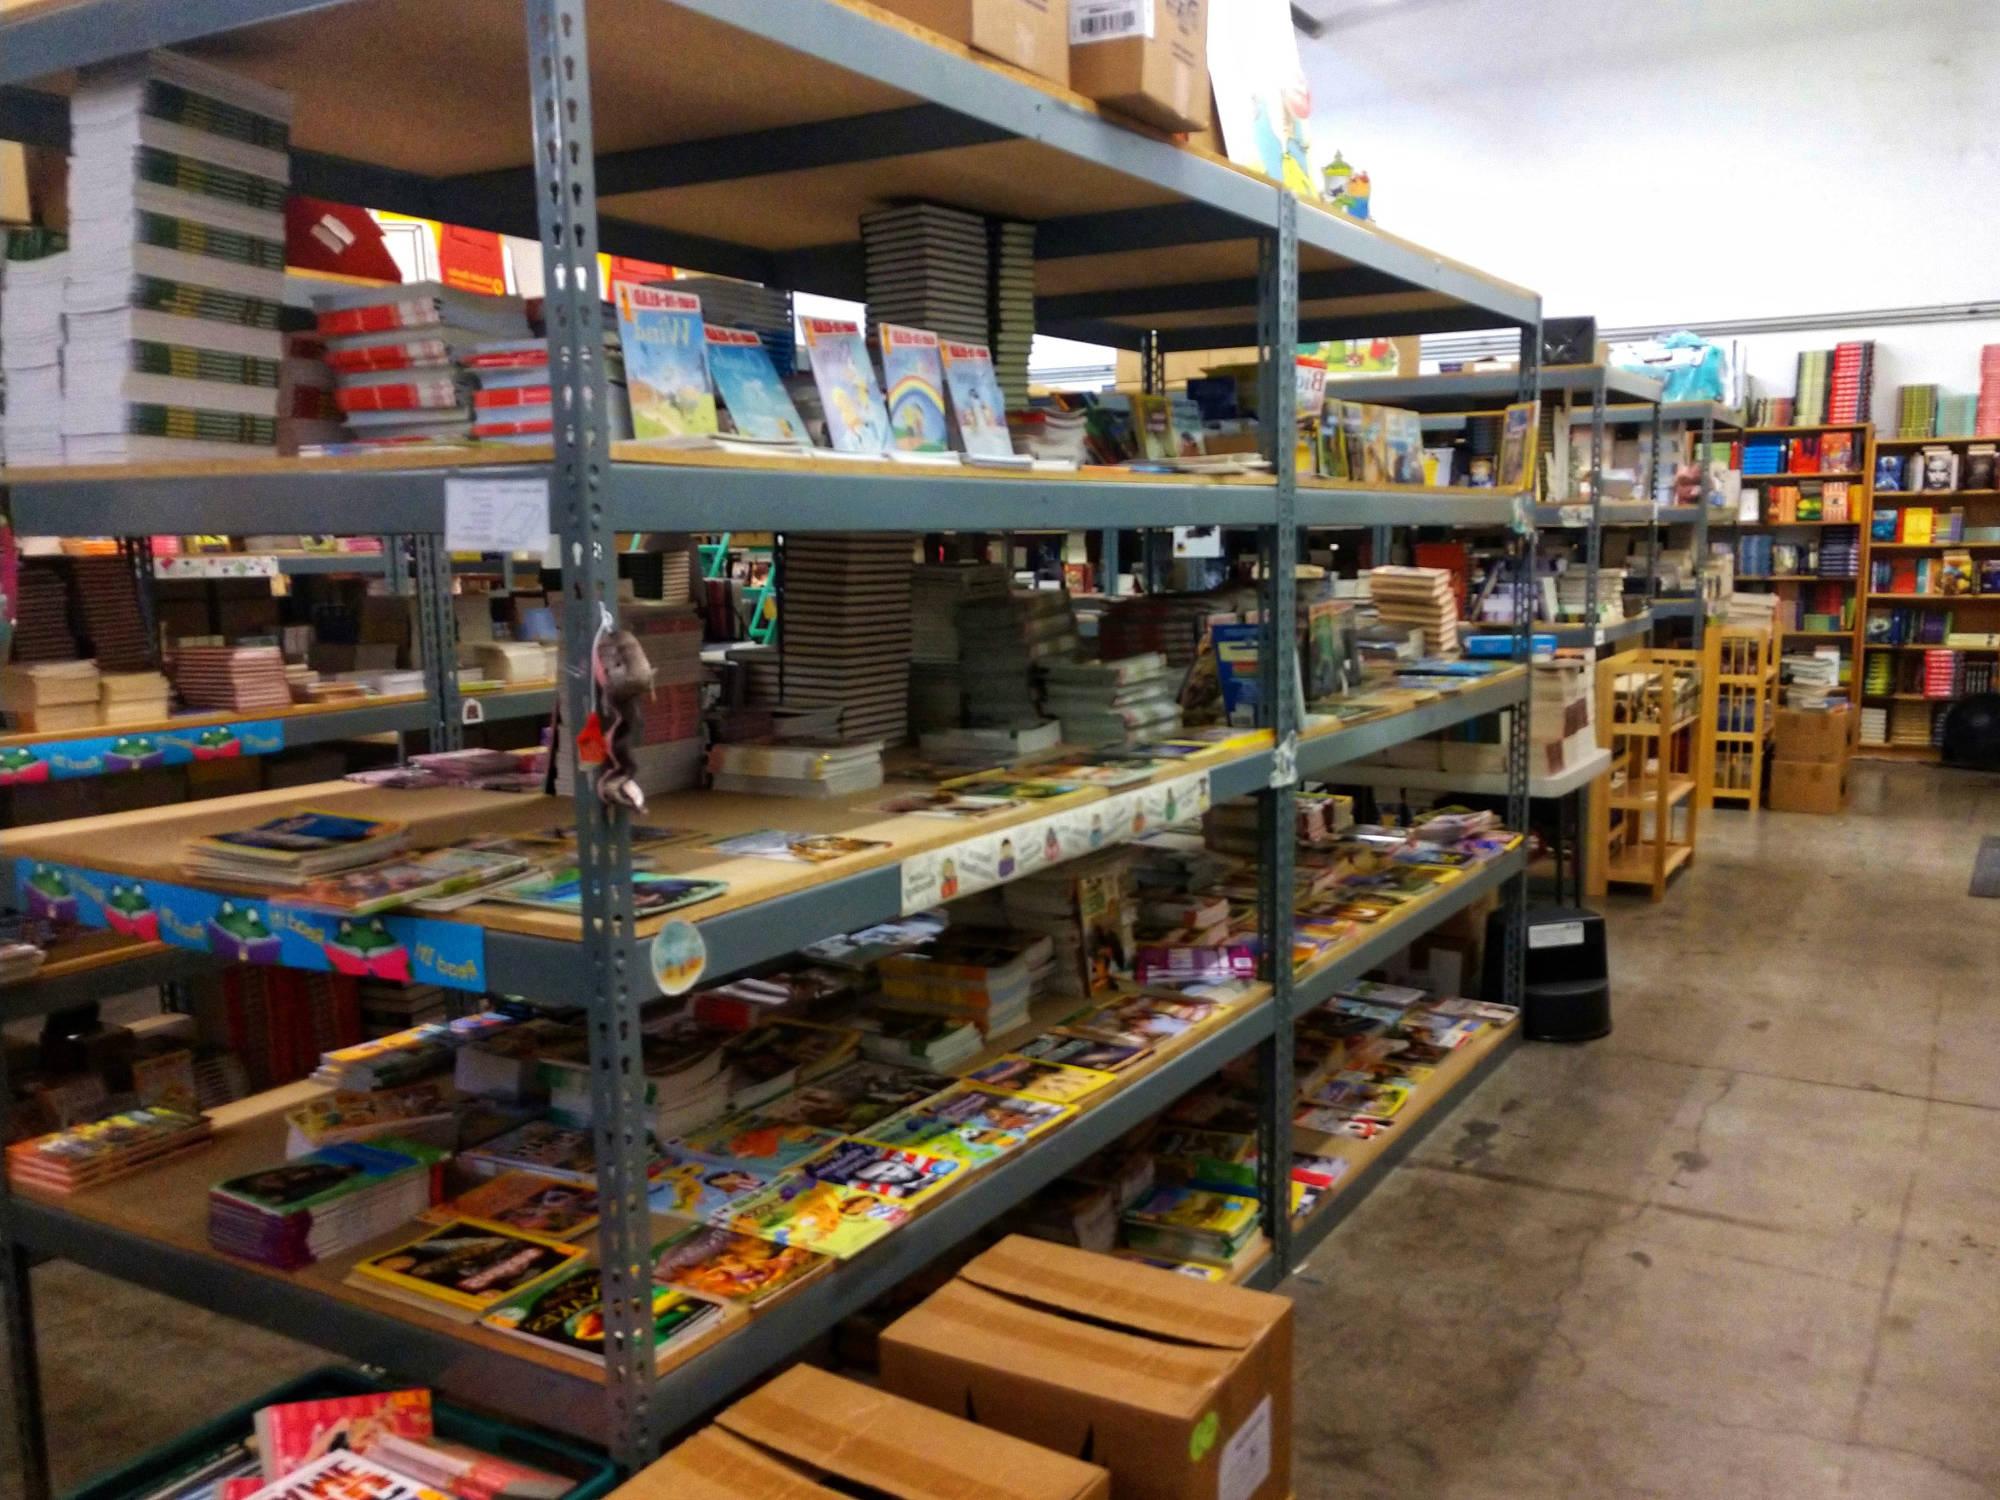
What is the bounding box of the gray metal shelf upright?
[1604,399,1748,646]
[0,0,1542,1484]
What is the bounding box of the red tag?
[575,712,608,767]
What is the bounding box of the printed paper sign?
[445,476,552,554]
[1217,1398,1273,1500]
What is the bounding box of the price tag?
[445,477,551,554]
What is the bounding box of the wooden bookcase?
[1587,641,1718,901]
[1710,625,1778,809]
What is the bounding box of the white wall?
[1301,0,2000,327]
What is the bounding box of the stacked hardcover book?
[5,1106,213,1193]
[1980,345,2000,437]
[989,218,1035,409]
[1793,349,1831,427]
[62,52,292,460]
[777,533,915,743]
[707,737,886,798]
[315,282,532,448]
[678,274,795,374]
[957,590,1076,732]
[173,643,293,710]
[909,561,1010,731]
[626,600,706,795]
[1366,566,1461,655]
[1039,653,1182,748]
[1826,340,1875,424]
[180,809,408,886]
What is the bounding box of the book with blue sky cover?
[616,284,716,439]
[704,324,808,442]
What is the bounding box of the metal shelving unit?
[1607,398,1747,645]
[0,0,1543,1485]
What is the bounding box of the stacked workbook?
[0,244,66,466]
[626,600,706,795]
[1366,566,1461,656]
[707,737,886,798]
[173,643,293,710]
[462,327,631,445]
[877,928,1051,1038]
[909,560,1010,732]
[1827,340,1875,424]
[315,282,532,447]
[777,533,914,743]
[1781,652,1843,710]
[957,590,1077,734]
[678,275,794,373]
[62,52,292,460]
[1793,349,1831,427]
[861,203,990,349]
[989,219,1035,409]
[1039,653,1182,748]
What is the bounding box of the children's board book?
[242,1451,450,1500]
[419,1171,600,1239]
[615,284,717,440]
[480,1263,729,1370]
[253,1387,432,1482]
[347,1219,586,1321]
[938,340,1015,458]
[801,1139,962,1204]
[802,317,891,453]
[704,325,808,443]
[650,1221,828,1305]
[878,323,950,452]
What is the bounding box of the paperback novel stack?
[1039,653,1183,747]
[1827,340,1875,423]
[72,553,156,672]
[956,590,1076,733]
[208,1138,441,1269]
[62,52,291,460]
[860,203,990,349]
[908,560,1010,731]
[1793,349,1831,427]
[876,928,1051,1037]
[173,643,292,710]
[315,282,532,448]
[707,737,886,798]
[1896,383,1938,439]
[180,809,408,887]
[1979,345,2000,437]
[778,534,914,743]
[0,245,66,466]
[1366,566,1461,656]
[6,1106,213,1193]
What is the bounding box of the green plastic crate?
[64,1365,619,1500]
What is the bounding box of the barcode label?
[1072,0,1153,43]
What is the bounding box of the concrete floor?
[5,762,1999,1497]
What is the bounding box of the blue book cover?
[704,325,808,442]
[802,316,890,453]
[938,339,1015,457]
[878,323,949,452]
[615,285,717,439]
[1211,623,1264,727]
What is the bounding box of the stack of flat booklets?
[707,736,885,798]
[1979,344,2000,436]
[461,327,631,445]
[909,560,1010,731]
[173,643,292,709]
[181,808,408,886]
[964,850,1135,1001]
[957,590,1077,733]
[877,928,1051,1038]
[1793,348,1831,427]
[1367,566,1461,656]
[1780,651,1843,710]
[777,533,914,743]
[861,202,990,349]
[73,552,155,671]
[314,282,531,447]
[9,565,80,662]
[6,1106,213,1193]
[1895,382,1938,439]
[0,243,66,466]
[208,1137,442,1269]
[538,1016,731,1140]
[989,218,1035,409]
[62,52,291,460]
[1120,1183,1261,1268]
[678,274,795,372]
[1,660,99,731]
[1040,653,1182,748]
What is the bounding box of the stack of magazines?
[208,1137,443,1269]
[180,809,407,887]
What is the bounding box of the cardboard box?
[1768,756,1849,815]
[881,1236,1291,1500]
[1773,705,1850,764]
[1069,0,1209,133]
[618,1365,1108,1500]
[876,0,1070,86]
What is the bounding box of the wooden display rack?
[1587,641,1718,900]
[1710,625,1778,809]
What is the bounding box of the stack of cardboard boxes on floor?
[1768,704,1852,814]
[614,1238,1292,1500]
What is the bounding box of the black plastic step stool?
[1483,904,1612,1042]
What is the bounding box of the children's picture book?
[1015,1032,1153,1073]
[347,1219,586,1321]
[419,1172,600,1240]
[878,323,950,452]
[871,790,1024,820]
[702,830,889,864]
[803,1139,961,1203]
[650,1147,780,1220]
[802,317,891,452]
[480,1264,727,1369]
[193,811,405,862]
[916,1085,1075,1137]
[242,1451,450,1500]
[857,1109,1029,1167]
[1497,400,1539,490]
[714,1172,910,1259]
[762,1058,957,1134]
[486,868,727,918]
[210,1139,435,1215]
[938,340,1015,457]
[1206,0,1319,195]
[295,845,534,916]
[703,325,808,442]
[1131,393,1177,460]
[615,284,717,439]
[966,1056,1119,1105]
[650,1222,828,1305]
[252,1388,433,1482]
[458,1119,600,1182]
[671,1114,844,1173]
[1383,407,1425,484]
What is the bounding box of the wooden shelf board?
[1742,423,1872,435]
[1873,490,2000,500]
[1876,436,2000,447]
[1604,841,1696,886]
[1868,542,2000,550]
[1744,470,1868,482]
[1866,594,2000,604]
[1609,776,1695,811]
[1855,744,1942,760]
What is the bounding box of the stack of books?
[989,218,1035,410]
[1937,393,1977,438]
[1818,527,1861,579]
[6,1106,213,1193]
[0,243,66,466]
[1119,1184,1261,1269]
[1827,340,1874,423]
[180,808,408,887]
[1039,653,1182,748]
[1725,591,1779,629]
[707,736,885,798]
[207,1138,441,1269]
[1889,699,1933,747]
[778,533,914,744]
[9,565,78,662]
[625,600,705,795]
[1781,652,1843,710]
[1859,704,1889,746]
[677,275,795,374]
[1554,568,1626,624]
[62,52,291,461]
[173,643,292,710]
[1367,566,1461,655]
[72,553,155,672]
[461,329,631,445]
[1897,383,1939,439]
[957,590,1077,732]
[984,849,1136,1000]
[276,330,342,453]
[1979,345,2000,437]
[877,928,1051,1038]
[0,661,100,732]
[909,561,1010,732]
[98,670,173,726]
[1923,649,1962,699]
[314,282,531,448]
[861,203,990,349]
[1793,349,1831,426]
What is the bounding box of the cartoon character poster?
[877,324,949,452]
[1207,0,1320,197]
[802,317,890,453]
[616,285,718,439]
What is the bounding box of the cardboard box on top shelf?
[880,1235,1292,1500]
[875,0,1070,87]
[612,1364,1109,1500]
[1768,757,1849,815]
[1773,705,1851,764]
[1070,0,1209,133]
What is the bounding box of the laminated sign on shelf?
[444,476,552,554]
[0,720,286,784]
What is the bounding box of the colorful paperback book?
[802,316,891,452]
[349,1219,585,1318]
[615,284,717,439]
[486,868,726,918]
[966,1056,1119,1104]
[252,1388,432,1482]
[715,1172,910,1259]
[703,829,890,864]
[294,846,532,916]
[761,1058,958,1134]
[938,340,1014,458]
[858,1109,1029,1167]
[1015,1032,1153,1072]
[878,323,950,452]
[242,1451,450,1500]
[672,1114,844,1173]
[650,1222,827,1305]
[419,1172,600,1239]
[803,1139,962,1203]
[703,325,808,442]
[480,1264,726,1369]
[186,810,405,867]
[651,1147,782,1220]
[1497,400,1539,489]
[210,1138,437,1216]
[916,1085,1075,1137]
[459,1119,601,1182]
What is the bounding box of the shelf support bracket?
[412,533,464,751]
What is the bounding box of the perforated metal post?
[1693,410,1716,648]
[118,534,159,667]
[1503,322,1542,1012]
[1587,372,1606,623]
[1647,400,1664,608]
[523,0,657,1467]
[0,947,51,1500]
[1254,192,1299,1277]
[412,533,463,750]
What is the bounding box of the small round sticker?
[649,919,706,996]
[1189,1410,1220,1462]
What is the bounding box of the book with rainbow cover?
[878,323,949,452]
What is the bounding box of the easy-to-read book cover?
[858,1108,1029,1167]
[615,284,718,439]
[1497,399,1539,490]
[965,1055,1119,1105]
[801,1139,962,1203]
[703,325,809,442]
[348,1219,586,1319]
[650,1221,828,1305]
[802,316,891,452]
[420,1172,600,1239]
[938,340,1015,457]
[878,323,950,452]
[480,1263,727,1369]
[714,1172,910,1259]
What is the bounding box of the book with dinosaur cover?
[480,1263,730,1369]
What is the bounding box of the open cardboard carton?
[880,1237,1291,1500]
[620,1364,1109,1500]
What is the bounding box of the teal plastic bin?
[65,1366,619,1500]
